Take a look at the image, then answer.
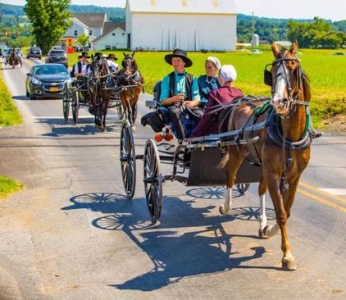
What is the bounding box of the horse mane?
[301,71,311,101]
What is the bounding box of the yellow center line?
[297,188,346,213]
[299,181,346,205]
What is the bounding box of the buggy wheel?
[132,103,138,125]
[120,121,136,199]
[72,89,79,124]
[143,139,163,223]
[62,83,70,122]
[236,183,250,194]
[117,102,124,120]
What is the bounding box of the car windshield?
[34,65,68,75]
[50,51,65,56]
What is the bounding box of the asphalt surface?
[1,58,346,299]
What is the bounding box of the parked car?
[45,49,68,67]
[26,64,70,100]
[27,46,42,59]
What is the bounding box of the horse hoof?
[258,228,269,239]
[282,258,297,271]
[219,205,231,215]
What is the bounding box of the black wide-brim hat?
[164,48,193,67]
[107,54,118,60]
[80,51,90,58]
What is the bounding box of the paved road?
[1,58,346,299]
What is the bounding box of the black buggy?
[120,92,265,223]
[62,75,124,124]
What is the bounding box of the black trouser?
[168,104,204,140]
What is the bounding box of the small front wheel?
[120,121,136,199]
[62,83,70,122]
[72,89,79,124]
[143,139,163,223]
[236,183,250,194]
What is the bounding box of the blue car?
[26,64,70,99]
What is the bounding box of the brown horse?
[117,51,144,130]
[219,41,315,271]
[89,56,112,131]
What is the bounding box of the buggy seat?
[141,98,197,139]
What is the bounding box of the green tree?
[77,33,89,49]
[24,0,72,54]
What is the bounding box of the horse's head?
[121,51,138,80]
[265,40,310,116]
[118,51,143,88]
[91,56,110,83]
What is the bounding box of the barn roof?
[126,0,238,14]
[72,13,107,28]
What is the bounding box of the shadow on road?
[61,189,278,291]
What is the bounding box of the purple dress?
[190,86,243,138]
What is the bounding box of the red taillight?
[164,133,173,141]
[154,133,163,142]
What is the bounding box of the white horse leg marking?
[258,193,268,238]
[219,187,232,215]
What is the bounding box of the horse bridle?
[121,56,141,85]
[265,56,309,117]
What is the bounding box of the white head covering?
[219,65,237,82]
[206,56,221,70]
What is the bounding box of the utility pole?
[251,11,254,49]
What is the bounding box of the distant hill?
[1,3,345,42]
[0,3,125,22]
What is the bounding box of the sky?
[1,0,344,22]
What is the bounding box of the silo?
[251,34,259,47]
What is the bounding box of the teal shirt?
[159,71,201,103]
[198,75,221,107]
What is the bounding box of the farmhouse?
[125,0,238,51]
[64,13,127,50]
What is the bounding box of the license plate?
[50,87,58,92]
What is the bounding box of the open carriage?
[5,51,22,69]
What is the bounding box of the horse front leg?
[258,177,269,238]
[267,172,296,271]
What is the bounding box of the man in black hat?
[159,48,202,140]
[72,51,91,77]
[106,53,119,73]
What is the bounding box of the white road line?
[31,116,94,119]
[31,115,119,119]
[319,188,346,196]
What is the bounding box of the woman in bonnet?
[198,56,222,108]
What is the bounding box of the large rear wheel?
[143,139,163,223]
[63,83,70,122]
[120,122,136,199]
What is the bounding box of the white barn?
[125,0,238,51]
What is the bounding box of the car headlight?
[31,76,41,85]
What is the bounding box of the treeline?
[237,14,346,48]
[1,3,346,49]
[0,3,124,29]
